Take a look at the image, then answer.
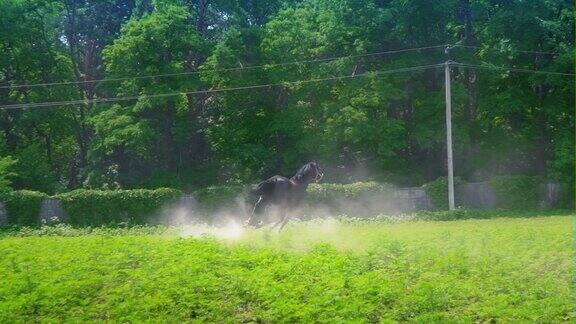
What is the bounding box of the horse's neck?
[290,178,311,190]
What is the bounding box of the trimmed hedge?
[55,188,182,226]
[423,177,464,210]
[557,181,575,209]
[305,182,396,216]
[190,182,397,216]
[192,185,247,212]
[425,175,544,210]
[489,175,540,210]
[307,182,394,203]
[0,177,561,227]
[2,190,48,226]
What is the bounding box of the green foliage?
[89,105,154,161]
[0,223,170,238]
[13,143,57,193]
[141,170,183,189]
[307,181,395,203]
[0,215,572,322]
[0,156,17,194]
[410,208,572,222]
[489,175,541,210]
[192,185,247,211]
[548,130,575,209]
[92,5,209,187]
[557,182,575,210]
[423,177,464,210]
[0,0,573,193]
[1,190,47,226]
[55,188,182,226]
[304,182,396,217]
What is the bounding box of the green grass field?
[0,214,574,322]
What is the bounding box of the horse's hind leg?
[277,212,290,232]
[245,196,263,227]
[272,204,290,232]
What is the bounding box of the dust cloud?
[155,188,412,242]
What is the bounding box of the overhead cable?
[0,63,443,110]
[0,45,447,90]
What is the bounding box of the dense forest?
[0,0,573,193]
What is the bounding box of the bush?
[0,223,170,237]
[55,188,182,226]
[423,177,464,210]
[190,182,398,217]
[307,182,394,202]
[0,156,16,194]
[141,170,183,189]
[489,175,540,210]
[305,182,396,216]
[2,190,48,226]
[192,185,247,211]
[557,182,575,209]
[0,177,558,228]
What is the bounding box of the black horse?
[245,162,324,231]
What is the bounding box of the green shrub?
[307,182,394,203]
[2,190,47,226]
[0,156,16,195]
[555,181,574,209]
[305,182,395,216]
[192,185,247,211]
[489,175,540,210]
[141,170,183,189]
[0,223,170,237]
[55,188,182,226]
[423,177,463,210]
[190,182,397,216]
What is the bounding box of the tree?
[0,0,572,192]
[94,5,206,187]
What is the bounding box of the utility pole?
[444,55,455,210]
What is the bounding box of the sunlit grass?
[0,214,573,322]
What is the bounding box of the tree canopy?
[0,0,573,193]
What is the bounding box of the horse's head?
[291,161,324,184]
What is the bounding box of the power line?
[0,63,443,110]
[4,60,572,110]
[452,62,576,76]
[451,44,562,56]
[0,45,447,90]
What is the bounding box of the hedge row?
[423,175,572,210]
[192,185,246,211]
[489,175,541,210]
[0,186,249,227]
[307,181,395,203]
[304,182,396,216]
[55,188,182,226]
[0,183,394,226]
[1,190,48,226]
[422,177,464,210]
[0,176,570,227]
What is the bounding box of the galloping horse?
[245,161,324,231]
